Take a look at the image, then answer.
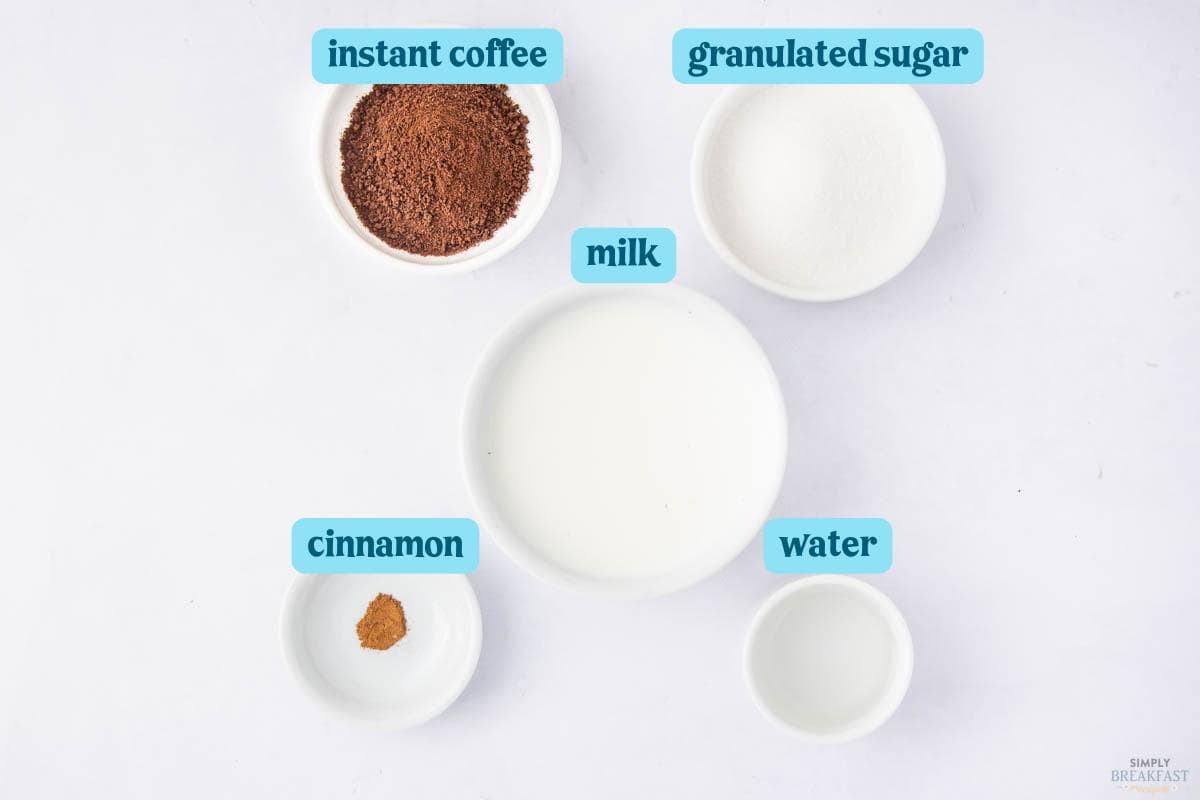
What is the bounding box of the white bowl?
[462,284,788,597]
[281,573,482,728]
[692,84,945,302]
[744,575,913,742]
[316,83,561,273]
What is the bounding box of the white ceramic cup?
[744,575,913,742]
[316,83,561,274]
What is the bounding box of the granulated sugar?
[700,85,944,299]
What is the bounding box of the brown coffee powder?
[356,593,408,651]
[339,84,532,257]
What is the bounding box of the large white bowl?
[461,284,788,597]
[317,83,561,274]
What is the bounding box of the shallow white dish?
[462,284,788,597]
[744,575,913,742]
[317,83,561,273]
[692,84,945,302]
[281,573,481,728]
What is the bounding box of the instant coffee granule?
[356,593,408,651]
[339,84,532,256]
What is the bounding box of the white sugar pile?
[700,85,944,300]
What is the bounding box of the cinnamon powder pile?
[339,84,532,256]
[356,593,408,651]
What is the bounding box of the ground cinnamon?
[356,593,408,650]
[339,84,532,256]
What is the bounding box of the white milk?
[476,290,785,584]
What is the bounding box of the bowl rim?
[690,84,946,302]
[460,283,789,598]
[314,82,562,275]
[279,572,483,729]
[742,574,914,742]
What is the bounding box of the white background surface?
[1,0,1197,797]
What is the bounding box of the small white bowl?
[744,575,913,742]
[461,284,788,597]
[281,573,482,728]
[316,83,561,274]
[692,84,945,302]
